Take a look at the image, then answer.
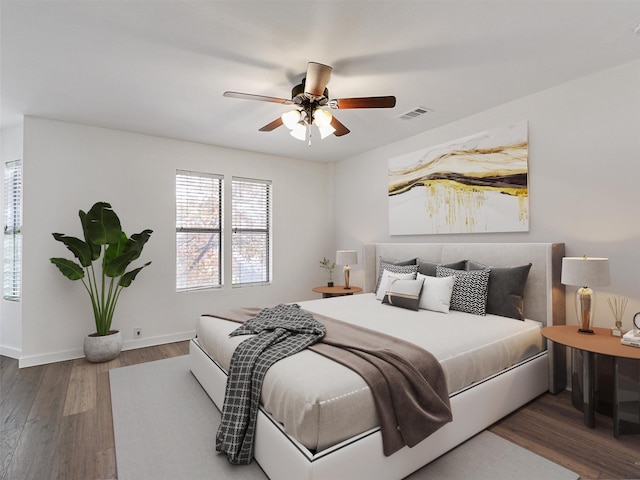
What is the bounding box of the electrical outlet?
[134,328,142,339]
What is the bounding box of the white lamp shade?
[317,124,336,139]
[281,110,301,129]
[313,108,333,127]
[336,250,357,266]
[289,123,306,141]
[561,257,610,287]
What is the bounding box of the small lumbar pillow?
[376,269,417,300]
[382,278,424,311]
[467,261,532,320]
[436,266,490,316]
[376,258,418,292]
[417,273,455,313]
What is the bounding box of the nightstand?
[541,325,640,437]
[312,285,363,298]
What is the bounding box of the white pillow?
[417,273,455,313]
[375,269,417,300]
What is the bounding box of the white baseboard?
[0,344,21,359]
[122,330,195,351]
[17,330,195,368]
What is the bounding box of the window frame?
[231,176,272,287]
[175,169,223,292]
[3,159,22,301]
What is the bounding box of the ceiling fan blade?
[331,96,396,109]
[330,116,350,137]
[304,62,332,98]
[259,117,284,132]
[224,91,294,105]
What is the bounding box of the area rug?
[110,356,579,480]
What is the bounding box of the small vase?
[327,281,334,287]
[84,330,122,363]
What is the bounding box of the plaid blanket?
[215,304,326,465]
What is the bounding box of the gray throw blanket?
[307,311,452,455]
[214,304,326,465]
[208,305,452,458]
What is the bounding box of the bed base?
[190,337,548,480]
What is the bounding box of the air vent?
[397,106,432,121]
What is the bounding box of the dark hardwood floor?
[1,341,639,479]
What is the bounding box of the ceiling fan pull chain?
[307,123,312,146]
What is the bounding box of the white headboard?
[363,242,566,392]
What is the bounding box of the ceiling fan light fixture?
[225,61,396,141]
[290,123,307,141]
[318,124,336,139]
[281,110,301,130]
[313,108,332,128]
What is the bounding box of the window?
[175,170,223,291]
[232,177,272,286]
[3,160,22,301]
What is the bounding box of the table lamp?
[336,250,357,289]
[561,256,610,334]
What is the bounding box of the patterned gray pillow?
[436,266,490,316]
[376,258,418,292]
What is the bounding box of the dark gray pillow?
[376,257,418,291]
[436,266,490,316]
[417,259,467,277]
[382,278,424,311]
[467,261,532,320]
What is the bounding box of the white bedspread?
[195,294,543,452]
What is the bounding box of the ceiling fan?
[223,62,396,143]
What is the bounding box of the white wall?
[20,117,334,366]
[333,60,640,332]
[0,125,23,358]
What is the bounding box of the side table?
[541,325,640,437]
[312,285,362,298]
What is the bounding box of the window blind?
[175,170,223,291]
[3,160,22,301]
[232,177,272,286]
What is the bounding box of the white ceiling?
[2,1,639,162]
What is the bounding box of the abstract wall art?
[388,120,529,235]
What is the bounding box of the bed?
[190,242,566,480]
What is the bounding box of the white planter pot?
[84,330,122,363]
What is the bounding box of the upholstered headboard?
[363,242,566,392]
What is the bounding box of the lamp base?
[575,287,596,336]
[343,265,351,290]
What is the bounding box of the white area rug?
[110,356,579,480]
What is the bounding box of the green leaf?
[79,210,101,261]
[51,233,93,267]
[119,262,152,287]
[84,202,122,246]
[104,250,136,277]
[104,232,128,267]
[103,229,153,277]
[50,258,85,280]
[123,229,153,261]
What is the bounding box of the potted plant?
[50,202,152,362]
[319,256,336,287]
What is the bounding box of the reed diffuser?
[608,296,628,337]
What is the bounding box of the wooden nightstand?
[312,285,363,298]
[541,325,640,436]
